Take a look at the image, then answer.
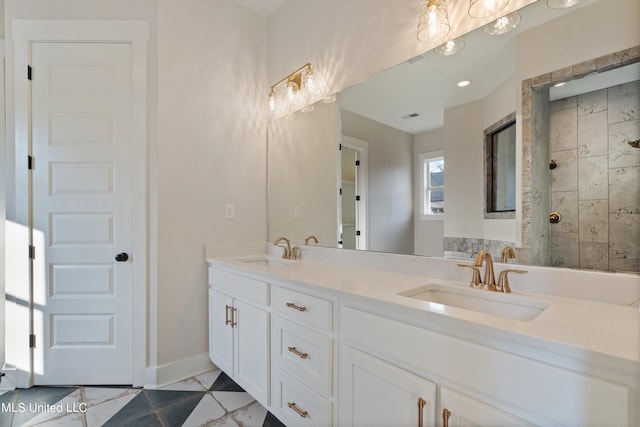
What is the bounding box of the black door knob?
[115,253,129,262]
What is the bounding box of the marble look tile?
[579,243,609,270]
[551,232,579,268]
[608,80,640,124]
[578,200,608,243]
[608,119,640,168]
[231,400,268,427]
[212,391,255,412]
[578,155,608,200]
[204,415,240,426]
[609,257,640,273]
[195,369,223,390]
[85,391,141,427]
[609,166,640,214]
[27,411,86,427]
[83,387,140,407]
[550,108,577,152]
[550,150,578,192]
[609,213,640,260]
[551,96,576,113]
[181,394,227,427]
[158,377,207,392]
[577,111,607,157]
[551,191,578,233]
[577,89,607,116]
[22,389,84,427]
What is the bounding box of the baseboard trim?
[145,352,215,389]
[0,364,17,390]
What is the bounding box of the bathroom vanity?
[206,243,639,427]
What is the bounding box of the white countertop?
[207,252,640,376]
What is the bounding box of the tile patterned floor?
[0,369,287,427]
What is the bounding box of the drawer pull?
[287,346,309,359]
[230,307,237,328]
[417,398,426,427]
[225,305,231,326]
[286,302,307,312]
[442,408,451,427]
[287,402,308,418]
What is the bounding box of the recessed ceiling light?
[553,82,567,87]
[457,80,471,87]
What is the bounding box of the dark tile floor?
[0,369,287,426]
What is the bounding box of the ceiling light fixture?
[268,63,321,118]
[457,80,471,87]
[483,11,521,35]
[417,0,451,43]
[547,0,582,8]
[434,37,466,56]
[468,0,509,19]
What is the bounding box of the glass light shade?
[483,11,521,35]
[286,81,298,102]
[468,0,509,18]
[268,92,276,112]
[302,68,318,95]
[417,0,451,42]
[547,0,581,8]
[434,37,465,56]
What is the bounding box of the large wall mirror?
[267,0,640,273]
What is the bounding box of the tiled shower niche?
[549,80,640,272]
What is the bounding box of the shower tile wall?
[549,80,640,271]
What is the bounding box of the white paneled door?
[31,42,133,385]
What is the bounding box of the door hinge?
[356,230,361,236]
[339,188,342,196]
[356,195,360,201]
[28,155,34,170]
[339,143,342,151]
[29,245,36,259]
[355,160,360,166]
[27,65,32,81]
[29,334,36,348]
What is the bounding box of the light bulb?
[417,0,450,42]
[268,92,275,112]
[434,37,465,56]
[468,0,509,19]
[483,11,521,35]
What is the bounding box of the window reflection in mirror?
[420,151,444,218]
[485,114,516,219]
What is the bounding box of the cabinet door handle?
[287,346,309,359]
[285,302,307,312]
[442,408,451,427]
[225,304,231,326]
[417,398,426,427]
[230,307,237,328]
[287,402,308,418]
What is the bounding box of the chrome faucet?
[473,250,496,291]
[273,237,295,260]
[305,235,319,245]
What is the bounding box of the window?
[420,151,444,219]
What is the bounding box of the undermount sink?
[398,284,549,321]
[239,256,294,266]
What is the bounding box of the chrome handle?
[442,408,451,427]
[287,402,308,418]
[287,346,308,359]
[225,305,231,326]
[417,398,426,427]
[286,302,307,312]
[230,307,237,328]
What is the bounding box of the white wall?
[413,128,444,257]
[268,101,338,246]
[3,0,268,384]
[341,109,413,254]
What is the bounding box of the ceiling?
[233,0,286,17]
[338,0,600,135]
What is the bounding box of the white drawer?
[272,285,332,331]
[273,316,332,396]
[272,370,332,427]
[208,267,269,306]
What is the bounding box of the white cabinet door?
[235,299,270,405]
[440,388,534,427]
[340,346,436,427]
[209,288,234,375]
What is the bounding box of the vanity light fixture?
[483,11,521,35]
[434,37,465,56]
[417,0,451,42]
[547,0,582,8]
[457,80,471,87]
[269,63,320,118]
[468,0,509,19]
